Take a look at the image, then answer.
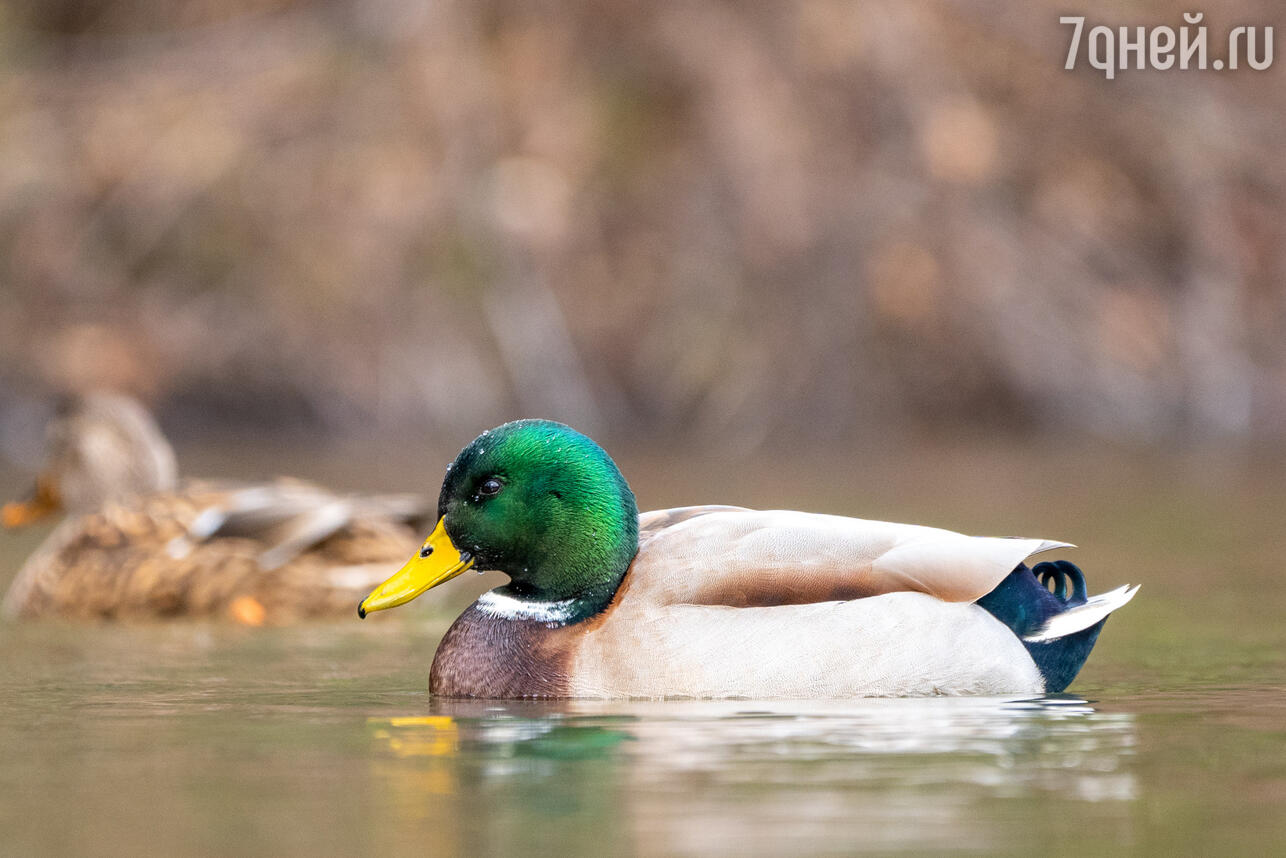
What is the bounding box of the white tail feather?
[1023,584,1140,642]
[1032,539,1077,554]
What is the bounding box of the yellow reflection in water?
[368,713,460,827]
[369,715,460,759]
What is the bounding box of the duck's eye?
[479,478,503,498]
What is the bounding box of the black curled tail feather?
[1036,560,1087,605]
[975,561,1109,694]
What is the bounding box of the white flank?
[1023,584,1141,642]
[570,593,1047,698]
[476,590,578,623]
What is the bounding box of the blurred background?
[2,4,1285,856]
[0,0,1283,459]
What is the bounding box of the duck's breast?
[568,592,1044,698]
[429,604,589,697]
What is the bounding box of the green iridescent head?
[359,420,639,622]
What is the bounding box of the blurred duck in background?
[1,392,430,623]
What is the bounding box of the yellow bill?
[1,476,60,529]
[358,517,474,618]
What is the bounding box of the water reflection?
[367,697,1136,855]
[369,716,460,759]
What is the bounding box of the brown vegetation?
[1,0,1283,445]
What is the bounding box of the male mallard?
[359,420,1138,698]
[2,392,430,622]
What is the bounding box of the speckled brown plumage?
[2,393,431,623]
[3,479,427,622]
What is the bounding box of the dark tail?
[976,561,1136,693]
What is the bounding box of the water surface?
[1,444,1283,856]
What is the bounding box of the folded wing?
[632,507,1072,607]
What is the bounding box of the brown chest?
[428,606,583,698]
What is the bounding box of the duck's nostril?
[419,544,434,558]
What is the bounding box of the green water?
[1,444,1284,856]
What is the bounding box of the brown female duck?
[2,393,429,622]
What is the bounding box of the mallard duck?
[2,392,431,622]
[359,420,1138,698]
